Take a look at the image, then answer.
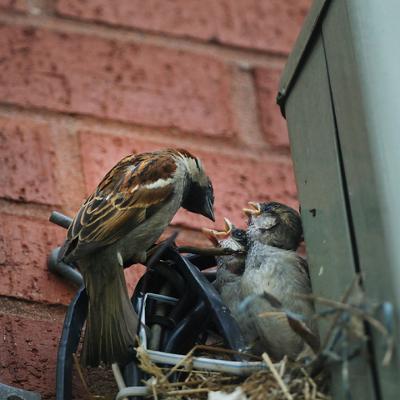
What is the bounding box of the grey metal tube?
[47,247,83,287]
[116,386,150,399]
[146,349,268,376]
[49,211,72,229]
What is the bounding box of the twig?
[300,278,394,371]
[309,276,360,351]
[262,352,293,400]
[190,344,261,360]
[164,346,197,380]
[301,368,317,400]
[296,294,390,338]
[167,376,235,388]
[279,356,288,377]
[165,387,216,396]
[136,346,166,382]
[72,353,93,400]
[150,377,159,400]
[258,311,288,318]
[177,246,244,256]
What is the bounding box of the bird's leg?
[122,250,147,268]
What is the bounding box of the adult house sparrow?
[241,201,320,360]
[59,149,215,366]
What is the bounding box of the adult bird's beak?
[202,195,215,221]
[243,202,261,217]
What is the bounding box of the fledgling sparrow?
[203,218,247,277]
[59,149,215,366]
[241,201,319,360]
[203,219,262,351]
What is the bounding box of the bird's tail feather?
[81,262,138,367]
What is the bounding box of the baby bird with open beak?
[203,220,262,352]
[202,218,247,295]
[241,201,320,360]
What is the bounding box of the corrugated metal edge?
[277,0,331,117]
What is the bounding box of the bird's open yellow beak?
[243,202,261,217]
[202,217,232,245]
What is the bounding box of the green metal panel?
[278,0,330,112]
[285,32,376,399]
[322,0,400,398]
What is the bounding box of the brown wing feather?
[62,151,177,261]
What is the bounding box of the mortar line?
[0,104,293,164]
[0,11,288,68]
[0,296,67,320]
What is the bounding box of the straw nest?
[134,344,330,400]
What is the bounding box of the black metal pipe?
[48,212,84,286]
[56,288,88,400]
[48,247,83,287]
[164,301,209,354]
[49,211,72,229]
[166,248,246,358]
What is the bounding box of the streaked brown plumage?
[59,149,215,366]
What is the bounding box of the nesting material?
[128,277,393,400]
[135,345,329,400]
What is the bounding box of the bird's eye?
[263,202,279,213]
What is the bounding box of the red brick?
[0,311,63,399]
[0,25,234,137]
[57,0,215,41]
[124,265,145,297]
[78,131,298,232]
[0,214,75,304]
[215,0,311,54]
[0,0,27,12]
[0,308,122,399]
[255,66,290,150]
[0,116,59,205]
[56,0,311,54]
[178,148,298,230]
[164,226,211,249]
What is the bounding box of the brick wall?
[0,1,311,398]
